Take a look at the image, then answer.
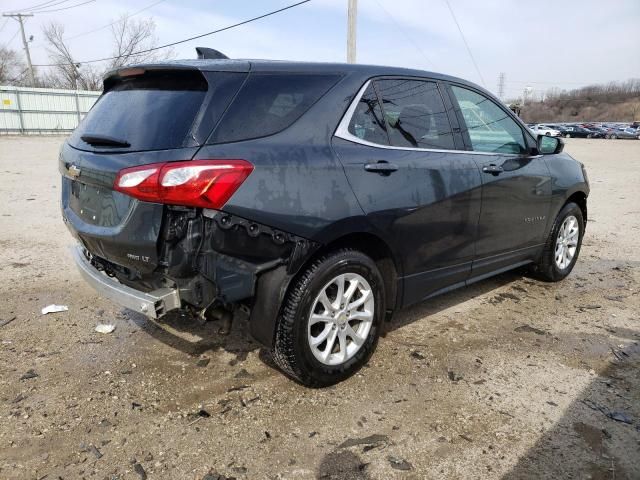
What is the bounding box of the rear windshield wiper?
[81,134,131,148]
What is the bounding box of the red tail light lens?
[113,160,253,209]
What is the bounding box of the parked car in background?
[562,126,601,138]
[607,128,640,139]
[583,127,607,138]
[529,124,561,137]
[60,58,590,386]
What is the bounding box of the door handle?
[364,161,399,175]
[482,164,504,175]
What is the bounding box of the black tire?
[565,133,571,138]
[272,249,385,387]
[532,202,584,282]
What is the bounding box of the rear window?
[209,73,340,144]
[70,70,208,151]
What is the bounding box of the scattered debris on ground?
[41,304,68,315]
[95,323,116,334]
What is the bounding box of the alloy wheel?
[307,273,374,366]
[555,215,579,270]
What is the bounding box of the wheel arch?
[248,229,401,348]
[564,190,588,225]
[302,231,401,313]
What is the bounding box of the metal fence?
[0,85,101,134]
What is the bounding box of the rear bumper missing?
[71,244,181,319]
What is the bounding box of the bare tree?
[40,15,173,90]
[42,22,102,90]
[0,47,27,85]
[108,15,173,69]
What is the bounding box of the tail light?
[114,160,253,209]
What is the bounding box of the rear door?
[60,68,246,273]
[446,83,551,278]
[333,77,483,306]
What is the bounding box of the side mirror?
[537,135,564,155]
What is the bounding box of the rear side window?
[71,70,208,151]
[209,73,340,144]
[347,83,389,145]
[449,85,527,154]
[375,79,455,150]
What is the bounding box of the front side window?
[347,83,389,145]
[375,79,455,150]
[450,85,527,154]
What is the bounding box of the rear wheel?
[532,202,584,282]
[272,249,384,387]
[564,133,571,138]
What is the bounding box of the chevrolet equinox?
[60,58,589,386]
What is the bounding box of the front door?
[332,78,483,305]
[447,84,552,277]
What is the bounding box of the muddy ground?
[0,136,638,480]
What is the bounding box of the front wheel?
[610,134,617,139]
[565,133,571,138]
[532,202,584,282]
[272,249,385,387]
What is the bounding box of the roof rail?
[195,47,229,60]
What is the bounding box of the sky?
[1,0,639,99]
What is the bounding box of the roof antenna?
[195,47,229,60]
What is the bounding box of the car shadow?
[122,267,527,360]
[502,327,640,479]
[124,307,260,363]
[384,268,528,334]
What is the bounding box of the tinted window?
[210,73,340,144]
[375,79,455,149]
[71,70,208,151]
[347,83,389,145]
[450,85,526,154]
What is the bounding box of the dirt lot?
[0,136,638,479]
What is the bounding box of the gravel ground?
[0,136,638,480]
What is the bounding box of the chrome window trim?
[334,78,529,157]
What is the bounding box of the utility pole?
[522,85,533,107]
[347,0,357,63]
[3,13,35,86]
[497,72,505,100]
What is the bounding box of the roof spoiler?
[196,47,229,60]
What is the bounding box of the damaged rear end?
[61,62,322,341]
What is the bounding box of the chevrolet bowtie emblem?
[68,164,81,178]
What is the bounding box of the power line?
[33,0,312,67]
[27,0,76,13]
[443,0,485,87]
[36,0,96,13]
[2,0,63,14]
[372,0,436,69]
[64,0,166,41]
[0,17,9,33]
